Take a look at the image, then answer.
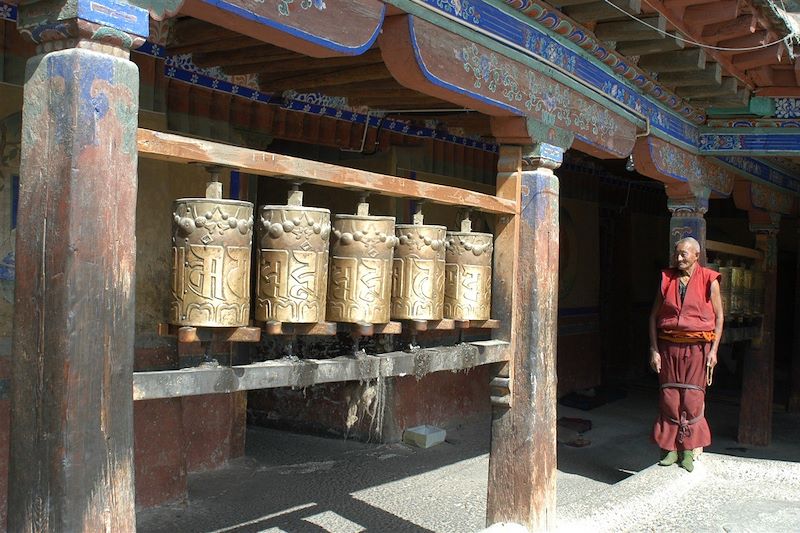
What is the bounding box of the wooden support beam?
[677,76,738,98]
[683,0,739,27]
[193,45,300,69]
[664,0,716,8]
[717,30,768,51]
[169,17,240,48]
[245,49,382,77]
[136,129,517,214]
[747,65,775,87]
[732,44,784,71]
[616,34,685,56]
[133,340,511,400]
[595,16,668,42]
[261,63,394,91]
[658,63,722,86]
[700,14,758,44]
[788,230,800,412]
[548,0,600,7]
[167,36,265,56]
[486,144,560,531]
[706,239,762,260]
[564,0,641,23]
[739,224,779,446]
[638,48,706,72]
[9,5,141,529]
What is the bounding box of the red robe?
[652,266,720,451]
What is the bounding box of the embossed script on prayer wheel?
[170,198,254,327]
[391,224,447,321]
[255,188,331,324]
[718,265,732,314]
[327,203,397,325]
[730,265,744,316]
[444,228,493,321]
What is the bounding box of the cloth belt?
[660,382,705,443]
[658,330,716,343]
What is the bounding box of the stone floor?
[137,385,800,532]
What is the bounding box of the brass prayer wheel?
[443,216,493,321]
[391,206,447,321]
[327,199,397,325]
[170,175,254,327]
[718,265,732,314]
[753,270,765,315]
[742,268,754,316]
[730,265,744,316]
[255,186,331,324]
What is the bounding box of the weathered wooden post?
[738,213,780,446]
[666,185,710,264]
[8,1,148,529]
[487,143,561,530]
[789,227,800,413]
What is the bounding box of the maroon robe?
[652,266,720,451]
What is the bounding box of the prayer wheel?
[718,264,732,314]
[255,186,331,324]
[327,198,397,325]
[753,270,765,315]
[170,175,254,327]
[730,265,745,316]
[391,205,447,321]
[444,216,493,321]
[742,267,754,316]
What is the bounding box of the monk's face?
[674,242,699,272]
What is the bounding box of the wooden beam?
[706,239,761,260]
[260,63,394,91]
[683,0,740,27]
[133,341,510,400]
[638,48,706,72]
[169,17,240,48]
[564,0,641,23]
[732,44,784,71]
[136,129,517,214]
[663,0,716,8]
[700,14,757,44]
[167,36,265,56]
[717,30,768,51]
[241,49,382,77]
[616,34,685,56]
[9,25,138,531]
[595,16,667,42]
[548,0,599,6]
[486,145,559,530]
[739,229,778,446]
[192,45,300,68]
[677,76,738,98]
[748,65,775,86]
[658,63,722,86]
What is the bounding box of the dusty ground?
[137,387,800,532]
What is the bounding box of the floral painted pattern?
[276,0,326,17]
[775,98,800,119]
[651,139,734,195]
[751,183,794,214]
[458,44,620,139]
[436,0,481,24]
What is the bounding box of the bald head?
[674,237,701,255]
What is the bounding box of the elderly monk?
[648,237,723,472]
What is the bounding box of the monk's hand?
[706,349,718,370]
[649,349,661,373]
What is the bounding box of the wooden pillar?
[487,144,561,530]
[666,186,709,264]
[789,227,800,413]
[8,2,147,530]
[738,215,780,446]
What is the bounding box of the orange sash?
[658,330,716,343]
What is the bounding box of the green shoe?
[659,450,678,466]
[680,450,694,472]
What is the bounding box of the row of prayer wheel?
[710,261,764,317]
[169,183,493,328]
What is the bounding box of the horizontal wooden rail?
[133,340,509,400]
[136,129,516,215]
[706,239,762,261]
